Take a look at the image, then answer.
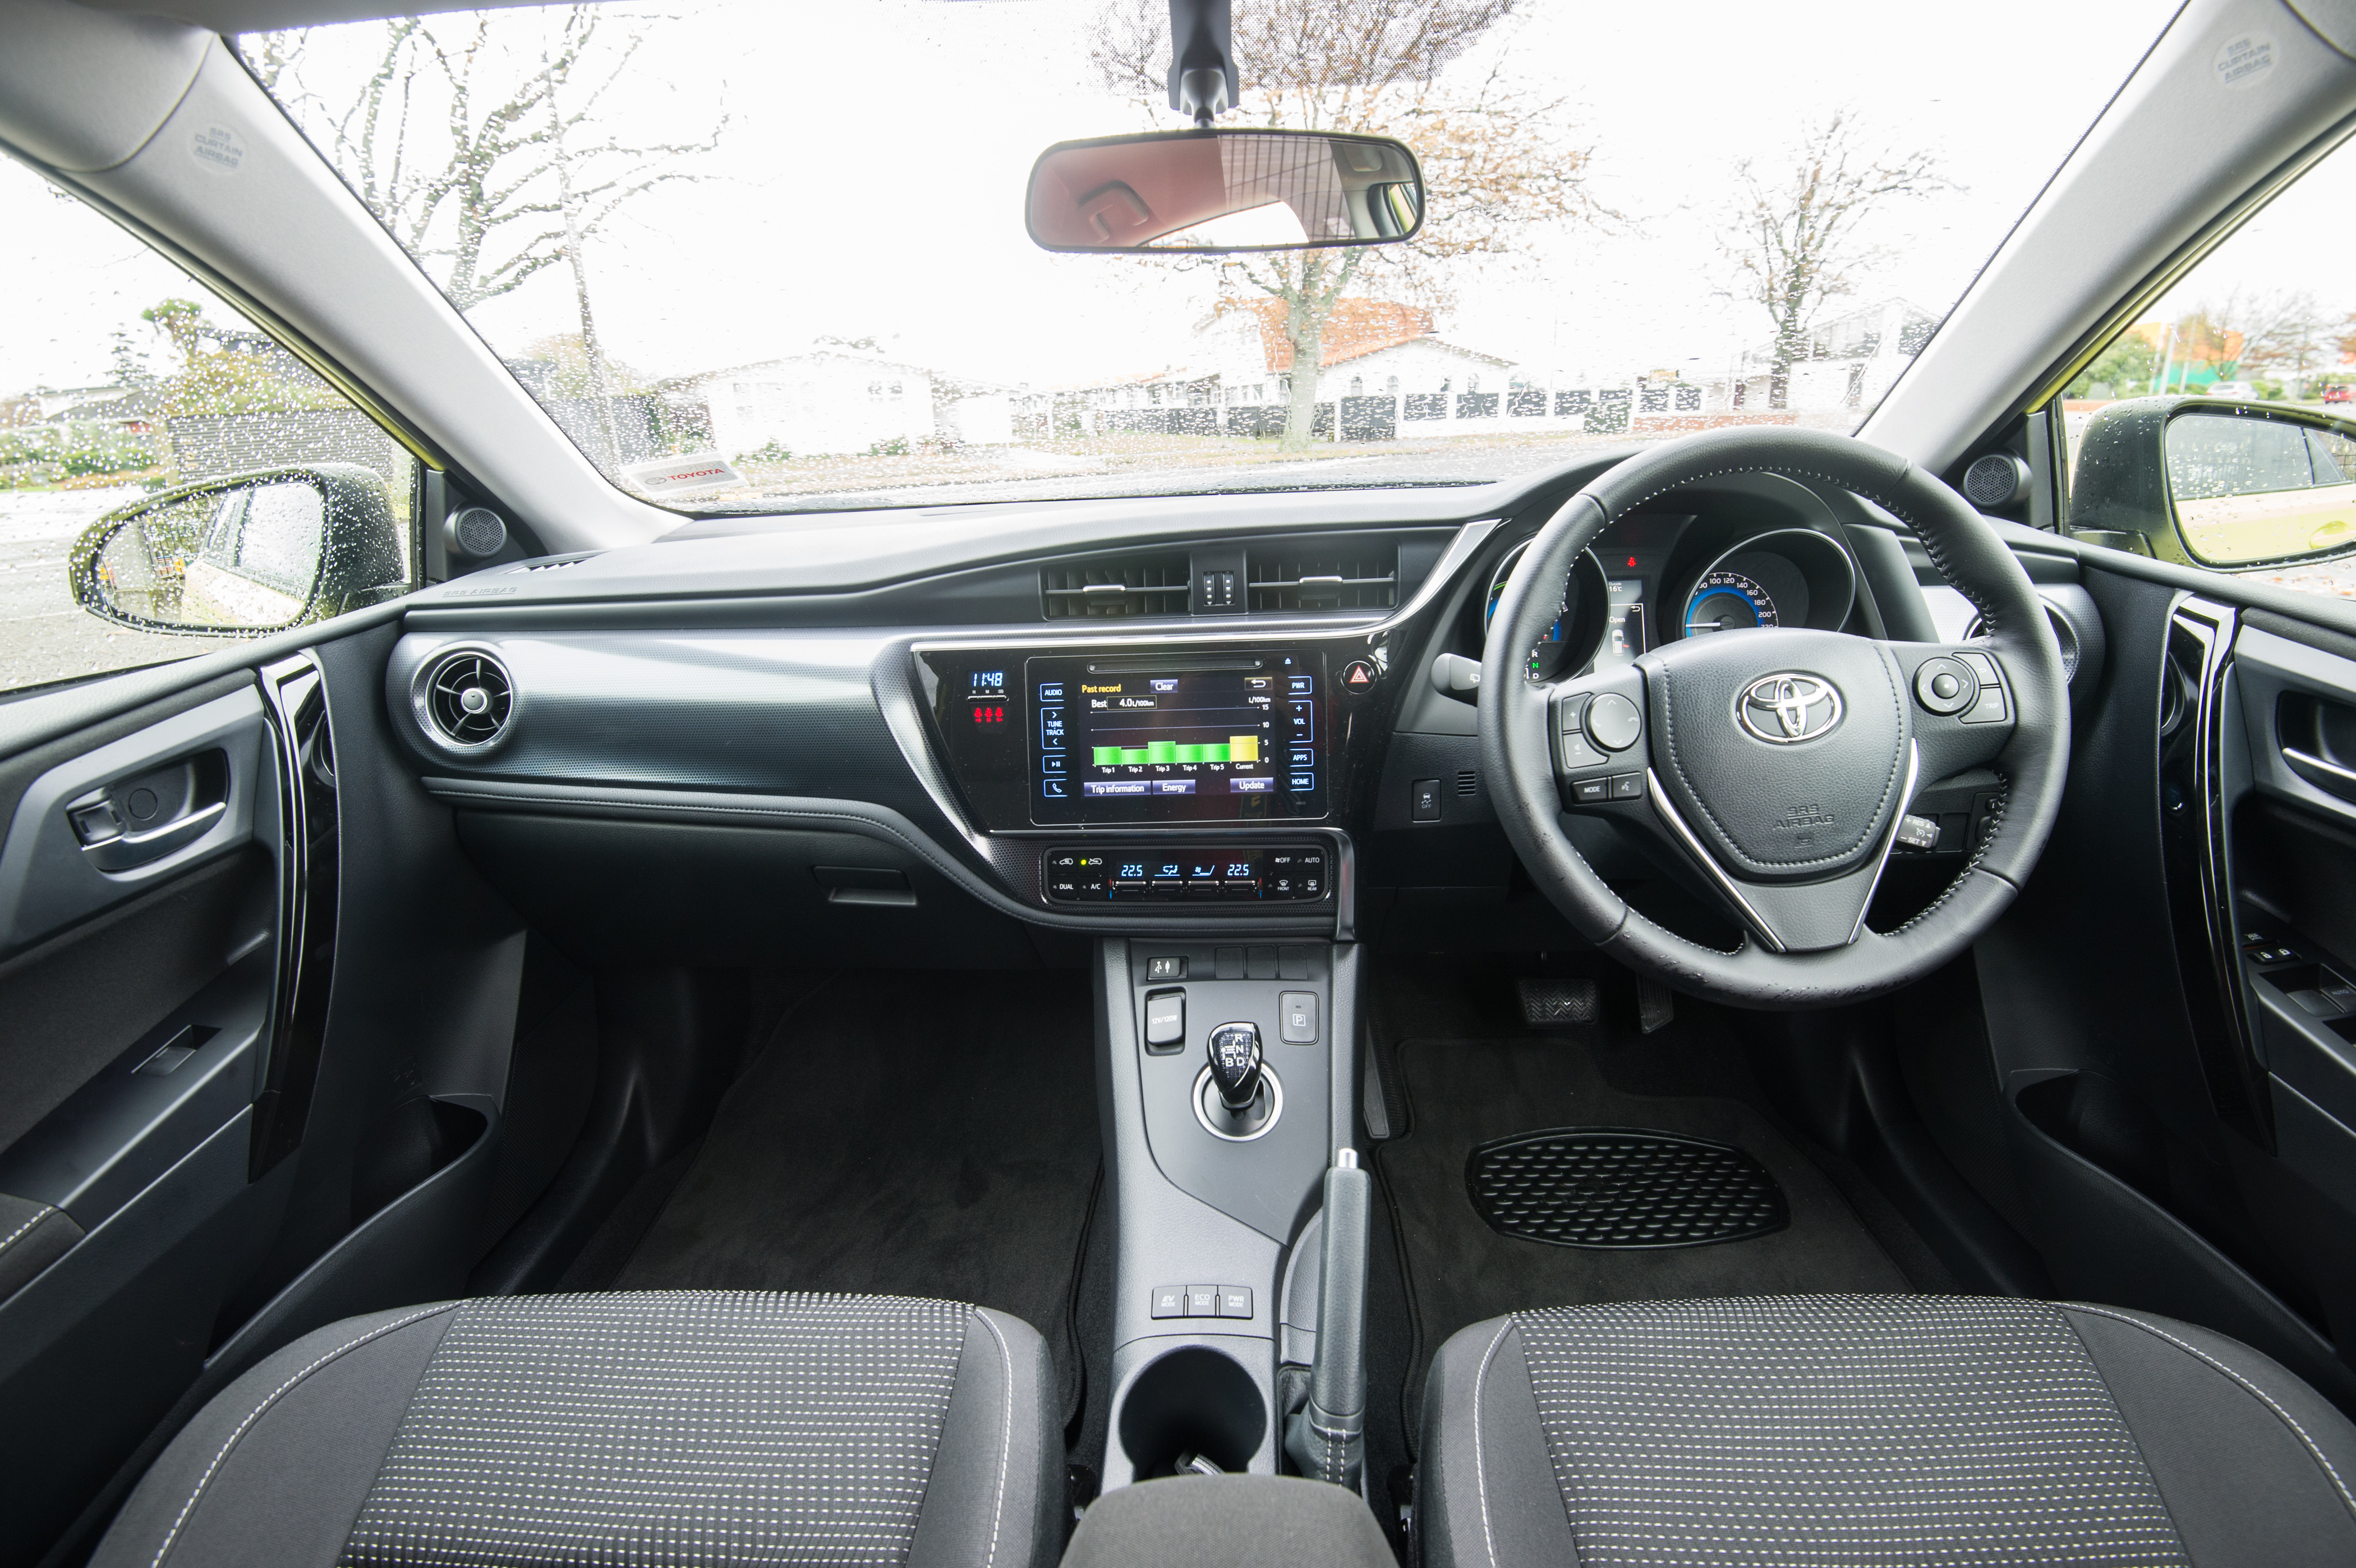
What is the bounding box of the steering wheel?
[1478,427,2070,1008]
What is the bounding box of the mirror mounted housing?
[2067,396,2356,569]
[69,462,407,637]
[1026,129,1423,254]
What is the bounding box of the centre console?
[918,644,1371,1491]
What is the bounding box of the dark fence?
[1102,407,1219,436]
[1338,396,1396,442]
[1456,392,1499,419]
[1508,389,1548,417]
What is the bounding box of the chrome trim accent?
[408,643,516,756]
[1644,769,1787,954]
[1733,672,1844,744]
[1192,1063,1284,1142]
[1847,738,1922,945]
[2284,744,2356,789]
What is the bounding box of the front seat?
[1418,1294,2356,1567]
[91,1291,1063,1568]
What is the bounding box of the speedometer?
[1683,572,1780,635]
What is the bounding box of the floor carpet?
[600,971,1103,1425]
[1378,1029,1915,1437]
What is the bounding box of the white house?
[677,345,1015,458]
[1195,298,1515,421]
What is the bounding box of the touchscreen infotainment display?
[1027,651,1324,824]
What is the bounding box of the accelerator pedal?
[1466,1128,1788,1248]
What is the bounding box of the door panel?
[0,678,293,1566]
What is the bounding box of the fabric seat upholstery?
[93,1291,1063,1568]
[1418,1293,2356,1568]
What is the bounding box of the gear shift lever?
[1207,1021,1264,1113]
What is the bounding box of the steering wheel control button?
[1952,650,2009,723]
[1610,772,1645,800]
[1913,656,1978,715]
[1585,692,1642,750]
[1278,991,1319,1043]
[1558,733,1608,771]
[1962,685,2009,724]
[1143,989,1186,1051]
[1555,693,1591,733]
[1573,778,1611,804]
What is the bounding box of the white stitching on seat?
[1470,1317,1514,1568]
[2061,1302,2356,1525]
[0,1203,56,1253]
[975,1306,1014,1568]
[148,1303,458,1568]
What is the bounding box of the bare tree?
[2216,289,2329,391]
[1092,0,1605,448]
[1720,111,1948,409]
[254,12,723,314]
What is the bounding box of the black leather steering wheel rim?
[1477,426,2071,1009]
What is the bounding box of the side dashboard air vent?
[1041,554,1191,619]
[1248,537,1399,613]
[419,649,514,749]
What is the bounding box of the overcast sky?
[6,0,2187,398]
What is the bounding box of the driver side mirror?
[1026,129,1423,252]
[69,463,407,636]
[2068,398,2356,568]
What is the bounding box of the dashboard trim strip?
[418,777,1341,935]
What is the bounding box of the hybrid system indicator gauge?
[1484,542,1621,679]
[1683,571,1780,635]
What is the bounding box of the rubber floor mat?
[1466,1128,1788,1248]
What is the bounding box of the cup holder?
[1117,1346,1267,1479]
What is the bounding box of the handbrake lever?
[1285,1149,1370,1490]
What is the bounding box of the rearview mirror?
[69,463,408,636]
[1027,129,1423,253]
[2068,397,2356,568]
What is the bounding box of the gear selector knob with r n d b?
[1207,1021,1264,1112]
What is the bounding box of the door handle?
[65,748,233,874]
[2283,744,2356,803]
[79,799,228,872]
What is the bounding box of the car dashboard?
[380,451,2068,957]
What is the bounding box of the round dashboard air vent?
[419,649,514,749]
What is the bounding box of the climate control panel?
[1043,844,1329,902]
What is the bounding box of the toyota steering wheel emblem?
[1736,673,1842,743]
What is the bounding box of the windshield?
[240,1,2174,514]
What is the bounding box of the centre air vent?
[1248,537,1398,612]
[1041,554,1190,619]
[418,648,514,749]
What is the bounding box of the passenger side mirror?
[2069,398,2356,567]
[1026,129,1423,253]
[69,463,407,636]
